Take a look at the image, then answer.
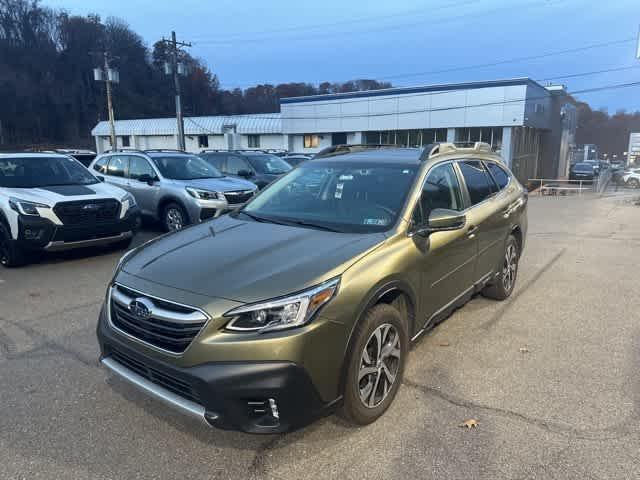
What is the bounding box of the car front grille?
[223,190,254,205]
[54,199,121,225]
[106,345,201,404]
[109,284,208,354]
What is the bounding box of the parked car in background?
[0,153,139,267]
[622,168,640,188]
[97,142,528,433]
[199,150,292,189]
[90,150,257,232]
[569,162,596,182]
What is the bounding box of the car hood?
[172,177,257,192]
[2,182,127,205]
[121,215,386,303]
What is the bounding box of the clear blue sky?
[47,0,640,112]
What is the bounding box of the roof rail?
[313,144,400,159]
[144,149,186,153]
[419,141,496,161]
[103,148,147,154]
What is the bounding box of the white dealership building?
[92,78,576,183]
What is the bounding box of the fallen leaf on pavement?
[29,292,41,298]
[460,419,479,429]
[439,341,450,347]
[519,347,529,354]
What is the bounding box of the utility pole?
[93,52,119,150]
[161,31,191,151]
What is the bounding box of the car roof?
[313,148,423,165]
[0,152,70,159]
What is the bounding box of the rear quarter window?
[485,162,510,190]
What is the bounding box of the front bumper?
[97,307,339,433]
[16,208,140,252]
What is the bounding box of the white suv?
[622,168,640,188]
[0,153,140,267]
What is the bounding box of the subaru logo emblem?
[128,298,153,320]
[82,204,100,211]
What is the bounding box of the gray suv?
[90,150,258,231]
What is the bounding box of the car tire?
[162,203,188,232]
[628,178,639,189]
[482,235,520,301]
[341,304,408,425]
[0,222,27,268]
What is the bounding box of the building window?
[247,135,260,148]
[198,135,209,148]
[304,134,319,148]
[120,136,130,147]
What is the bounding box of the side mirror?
[411,208,466,237]
[138,174,156,185]
[428,208,466,232]
[237,169,253,178]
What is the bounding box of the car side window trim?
[482,160,510,191]
[456,159,499,208]
[408,160,465,226]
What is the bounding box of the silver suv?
[90,150,258,231]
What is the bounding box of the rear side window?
[107,156,128,178]
[485,162,510,190]
[458,160,497,205]
[93,157,108,174]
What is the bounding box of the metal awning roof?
[91,113,282,136]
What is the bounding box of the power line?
[218,37,635,90]
[195,0,559,46]
[191,0,479,42]
[537,64,640,81]
[220,63,640,111]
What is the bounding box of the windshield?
[0,156,98,188]
[240,162,418,233]
[574,163,594,172]
[151,155,223,180]
[246,154,292,175]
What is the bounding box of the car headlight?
[9,197,50,216]
[121,193,137,211]
[224,277,340,333]
[186,187,220,200]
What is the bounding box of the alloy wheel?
[502,243,518,292]
[358,323,401,408]
[166,208,184,231]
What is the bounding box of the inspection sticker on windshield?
[335,183,344,199]
[363,218,388,226]
[339,174,353,180]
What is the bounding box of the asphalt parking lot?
[1,193,639,480]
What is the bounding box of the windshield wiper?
[277,218,342,232]
[238,211,277,224]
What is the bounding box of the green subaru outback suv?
[97,142,527,433]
